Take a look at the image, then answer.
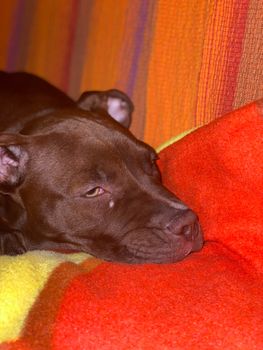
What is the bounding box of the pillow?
[1,100,262,350]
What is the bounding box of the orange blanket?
[1,100,262,350]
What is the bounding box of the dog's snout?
[165,209,199,241]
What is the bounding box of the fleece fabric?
[0,99,262,350]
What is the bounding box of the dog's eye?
[85,187,104,198]
[150,154,160,170]
[150,154,161,180]
[151,154,159,164]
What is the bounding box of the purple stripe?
[6,0,26,71]
[62,0,80,91]
[217,0,250,117]
[67,0,96,97]
[126,1,149,96]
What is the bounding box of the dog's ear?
[77,89,134,128]
[0,133,29,192]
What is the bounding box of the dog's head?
[0,90,203,262]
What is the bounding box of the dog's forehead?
[30,116,154,165]
[25,116,156,191]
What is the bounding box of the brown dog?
[0,71,203,263]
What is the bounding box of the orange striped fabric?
[0,0,262,147]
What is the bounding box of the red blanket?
[1,100,262,350]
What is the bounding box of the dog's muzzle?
[120,209,203,264]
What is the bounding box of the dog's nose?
[165,209,200,241]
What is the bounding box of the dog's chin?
[123,241,201,264]
[109,227,204,264]
[33,228,203,264]
[86,233,204,265]
[99,245,195,264]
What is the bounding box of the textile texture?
[0,2,262,349]
[0,0,262,146]
[0,98,262,350]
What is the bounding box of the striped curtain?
[0,0,262,147]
